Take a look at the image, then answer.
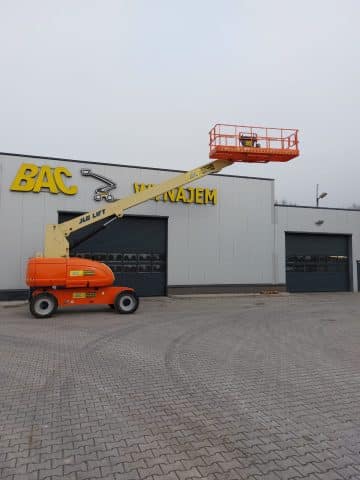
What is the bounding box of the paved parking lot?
[1,293,360,480]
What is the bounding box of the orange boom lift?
[26,124,299,318]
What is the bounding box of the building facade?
[275,205,360,292]
[0,153,359,299]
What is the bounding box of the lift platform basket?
[209,124,299,163]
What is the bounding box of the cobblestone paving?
[1,293,360,479]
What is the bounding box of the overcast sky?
[1,0,360,207]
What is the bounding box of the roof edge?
[275,204,360,213]
[0,151,274,182]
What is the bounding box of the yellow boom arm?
[44,159,232,258]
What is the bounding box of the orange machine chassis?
[27,257,139,316]
[30,286,134,307]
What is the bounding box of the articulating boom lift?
[26,124,299,318]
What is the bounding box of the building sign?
[10,163,77,195]
[80,168,116,202]
[9,163,218,206]
[133,183,217,205]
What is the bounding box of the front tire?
[114,291,139,314]
[30,293,58,318]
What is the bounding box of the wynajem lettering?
[133,183,217,205]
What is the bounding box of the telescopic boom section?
[44,159,232,258]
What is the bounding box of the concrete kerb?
[0,301,28,308]
[168,292,291,299]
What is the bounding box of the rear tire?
[30,293,58,318]
[114,291,139,314]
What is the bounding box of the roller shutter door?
[286,233,350,292]
[59,212,167,297]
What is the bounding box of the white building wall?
[0,154,276,292]
[275,205,360,291]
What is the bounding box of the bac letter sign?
[10,163,77,195]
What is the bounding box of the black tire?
[30,293,58,319]
[114,291,139,314]
[108,304,115,310]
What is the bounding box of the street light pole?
[316,184,328,207]
[316,184,319,207]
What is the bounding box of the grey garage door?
[59,212,167,297]
[286,233,350,292]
